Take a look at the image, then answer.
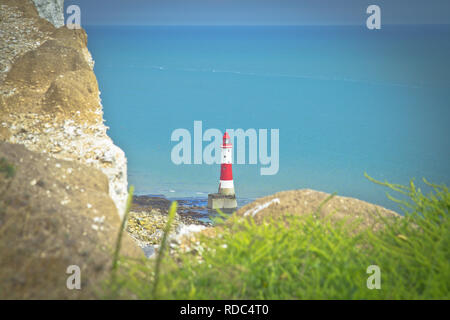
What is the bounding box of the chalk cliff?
[31,0,64,27]
[0,0,141,299]
[0,0,128,218]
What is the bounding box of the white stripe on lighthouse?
[222,147,232,164]
[220,180,234,189]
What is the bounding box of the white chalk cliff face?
[32,0,64,28]
[0,0,129,218]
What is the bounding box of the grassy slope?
[109,177,449,300]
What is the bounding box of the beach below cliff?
[125,190,401,259]
[126,195,252,257]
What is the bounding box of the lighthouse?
[218,132,235,196]
[207,132,238,209]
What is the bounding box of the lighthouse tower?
[207,132,237,209]
[218,132,235,196]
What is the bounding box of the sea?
[85,25,450,213]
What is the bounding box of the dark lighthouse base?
[207,193,238,210]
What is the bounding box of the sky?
[63,0,450,26]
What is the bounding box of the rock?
[132,195,172,211]
[0,127,11,140]
[175,190,400,256]
[235,189,399,232]
[142,245,156,258]
[31,0,64,28]
[0,0,141,299]
[43,70,101,121]
[6,38,91,88]
[0,0,128,218]
[126,209,208,248]
[0,142,142,299]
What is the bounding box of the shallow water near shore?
[141,194,254,223]
[87,25,450,213]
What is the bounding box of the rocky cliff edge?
[0,0,128,218]
[0,0,142,299]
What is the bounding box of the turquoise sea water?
[86,25,450,212]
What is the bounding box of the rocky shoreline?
[127,195,213,257]
[126,189,400,259]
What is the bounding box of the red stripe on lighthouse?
[220,163,233,181]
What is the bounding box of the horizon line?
[81,23,450,27]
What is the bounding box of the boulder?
[0,141,142,299]
[235,189,399,232]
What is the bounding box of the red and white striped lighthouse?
[218,132,235,196]
[208,132,237,209]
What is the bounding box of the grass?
[107,176,449,299]
[0,157,15,198]
[112,185,135,277]
[152,201,177,298]
[0,158,15,179]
